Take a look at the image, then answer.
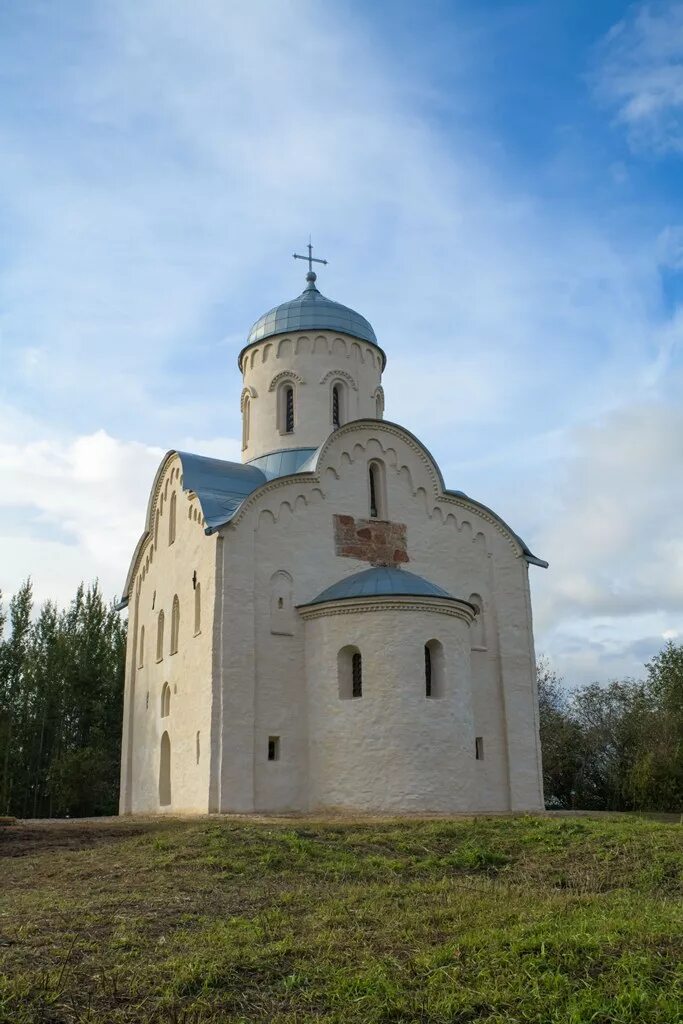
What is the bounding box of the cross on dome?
[292,239,328,283]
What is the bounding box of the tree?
[630,642,683,812]
[536,659,584,808]
[0,580,34,815]
[0,580,126,818]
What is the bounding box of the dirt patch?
[0,817,161,858]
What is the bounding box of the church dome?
[240,271,382,368]
[302,566,456,606]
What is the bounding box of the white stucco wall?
[301,599,476,812]
[239,331,384,461]
[119,454,218,815]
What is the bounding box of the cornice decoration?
[240,385,257,411]
[268,369,307,391]
[297,595,476,623]
[319,369,359,390]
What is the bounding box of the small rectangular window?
[475,736,484,761]
[268,736,280,762]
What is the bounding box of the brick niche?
[333,514,409,566]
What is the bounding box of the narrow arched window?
[376,394,383,418]
[154,509,159,548]
[285,385,294,433]
[242,396,250,449]
[469,594,486,650]
[425,639,444,699]
[368,460,387,519]
[277,381,296,434]
[170,595,180,654]
[424,644,432,697]
[352,652,363,698]
[331,383,344,428]
[159,731,171,806]
[194,582,201,635]
[168,492,176,545]
[338,645,363,699]
[161,682,171,717]
[156,610,165,662]
[138,625,145,669]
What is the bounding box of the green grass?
[1,814,681,1022]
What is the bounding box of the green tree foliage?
[538,645,683,813]
[0,580,126,818]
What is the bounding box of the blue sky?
[1,0,682,685]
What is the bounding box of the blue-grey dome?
[303,566,455,606]
[240,272,383,368]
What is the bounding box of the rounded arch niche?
[159,731,171,807]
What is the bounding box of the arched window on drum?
[424,639,444,699]
[277,381,296,435]
[338,645,363,699]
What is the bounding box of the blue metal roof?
[239,274,384,368]
[247,447,318,481]
[444,488,549,568]
[177,452,267,534]
[302,566,456,606]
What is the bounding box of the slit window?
[194,582,201,635]
[156,610,165,662]
[168,491,176,545]
[339,646,363,699]
[285,386,294,433]
[368,460,387,520]
[242,396,250,449]
[268,736,280,761]
[475,736,484,760]
[469,594,486,649]
[138,625,145,669]
[424,639,444,699]
[352,652,363,698]
[332,384,340,427]
[170,595,180,654]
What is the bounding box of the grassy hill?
[1,814,681,1023]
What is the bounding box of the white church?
[118,247,547,815]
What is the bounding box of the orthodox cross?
[292,240,328,275]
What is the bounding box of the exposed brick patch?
[334,514,409,566]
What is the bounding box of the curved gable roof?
[117,427,547,611]
[305,419,548,569]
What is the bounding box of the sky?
[1,0,682,686]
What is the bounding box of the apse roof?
[301,566,457,606]
[239,271,384,368]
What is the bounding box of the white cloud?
[594,1,683,154]
[531,397,683,682]
[0,402,243,609]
